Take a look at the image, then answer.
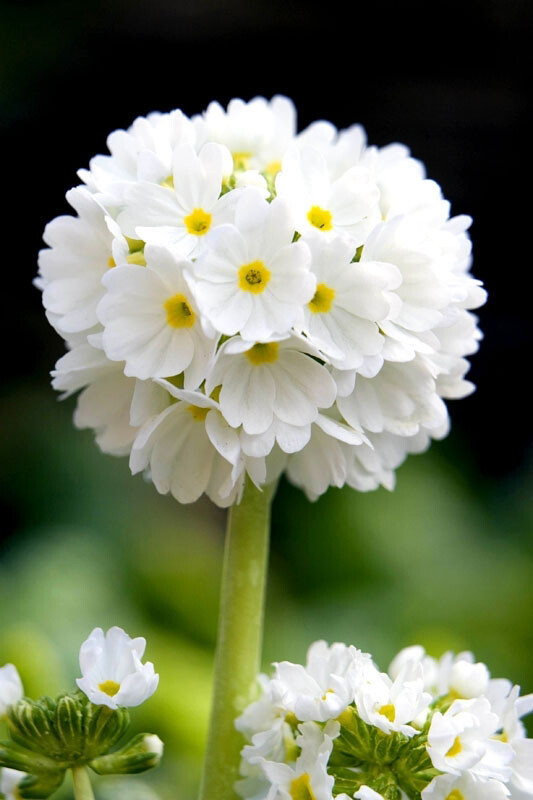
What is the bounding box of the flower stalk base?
[71,766,94,800]
[199,478,276,800]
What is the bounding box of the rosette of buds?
[0,627,162,799]
[236,641,533,800]
[37,96,486,507]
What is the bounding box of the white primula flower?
[286,412,369,501]
[118,142,236,257]
[76,626,159,709]
[270,641,369,723]
[257,721,338,800]
[98,245,218,384]
[353,788,387,800]
[486,681,533,796]
[276,145,381,247]
[206,336,336,436]
[189,189,315,341]
[130,384,263,507]
[354,660,431,737]
[38,187,125,336]
[52,341,169,456]
[299,236,401,369]
[346,428,432,494]
[0,768,26,800]
[338,357,448,438]
[79,108,197,201]
[197,95,296,175]
[427,697,513,779]
[0,664,23,717]
[421,771,510,800]
[389,646,490,700]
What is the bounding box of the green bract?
[0,693,162,799]
[328,706,440,800]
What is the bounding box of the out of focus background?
[1,0,532,797]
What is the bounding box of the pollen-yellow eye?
[238,261,271,294]
[445,791,465,800]
[289,773,316,800]
[446,736,462,758]
[187,405,209,422]
[307,205,333,231]
[378,703,396,722]
[308,283,335,313]
[184,208,212,236]
[164,293,196,328]
[245,342,279,366]
[98,680,120,697]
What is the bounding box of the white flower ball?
[38,96,486,507]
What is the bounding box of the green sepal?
[18,770,66,799]
[0,740,62,774]
[4,693,130,767]
[333,706,409,765]
[394,734,441,797]
[89,733,163,775]
[84,701,130,755]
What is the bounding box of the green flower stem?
[199,477,277,800]
[71,766,95,800]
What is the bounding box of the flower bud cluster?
[0,627,161,798]
[236,641,533,800]
[37,96,486,507]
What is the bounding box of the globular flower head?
[237,641,533,800]
[0,665,23,718]
[76,627,159,710]
[38,96,487,507]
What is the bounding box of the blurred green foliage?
[1,379,532,798]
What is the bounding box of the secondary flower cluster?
[37,96,486,506]
[0,627,161,799]
[236,641,533,800]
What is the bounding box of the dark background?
[2,0,531,481]
[1,2,532,797]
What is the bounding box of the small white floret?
[76,626,159,709]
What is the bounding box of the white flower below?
[422,771,510,800]
[0,664,23,717]
[354,660,431,737]
[0,768,26,800]
[76,626,159,709]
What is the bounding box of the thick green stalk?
[199,478,276,800]
[71,766,95,800]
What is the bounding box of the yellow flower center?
[265,160,282,176]
[245,342,279,366]
[290,773,317,800]
[184,208,212,236]
[98,680,121,697]
[238,260,271,294]
[187,405,209,422]
[233,151,253,170]
[379,703,396,722]
[446,736,463,758]
[308,283,335,313]
[164,293,196,328]
[107,256,116,268]
[307,205,333,231]
[445,792,465,800]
